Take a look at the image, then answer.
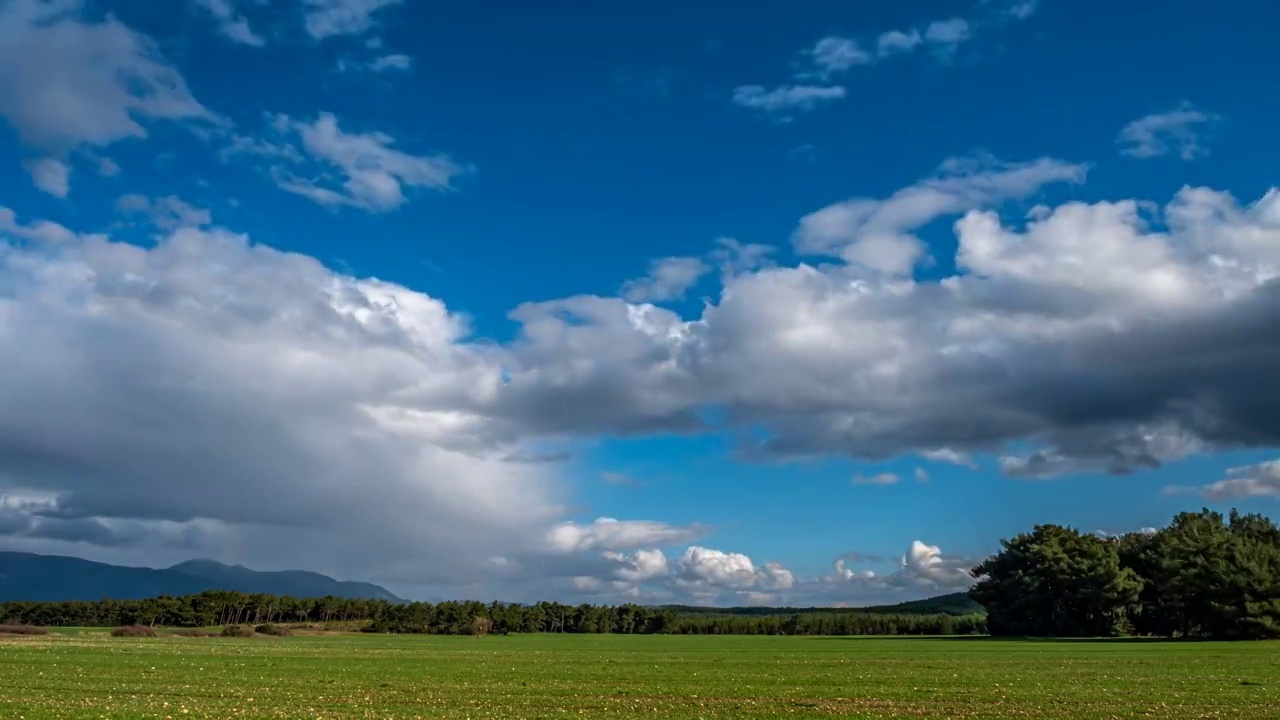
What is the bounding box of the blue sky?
[0,0,1278,604]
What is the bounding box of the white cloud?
[0,207,81,245]
[851,472,900,486]
[712,237,775,279]
[604,549,670,582]
[369,53,412,72]
[116,195,212,231]
[877,30,922,57]
[676,546,792,590]
[620,256,711,303]
[24,157,70,198]
[0,217,566,588]
[95,156,121,177]
[547,518,706,553]
[1174,459,1280,501]
[794,155,1087,274]
[1118,103,1216,160]
[495,172,1280,479]
[914,467,929,483]
[0,0,213,155]
[731,84,847,117]
[924,18,972,53]
[921,448,978,469]
[806,36,871,78]
[232,112,469,212]
[1007,1,1039,20]
[811,540,972,603]
[900,540,971,585]
[194,0,265,46]
[304,0,403,40]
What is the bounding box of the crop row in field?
[2,632,1277,719]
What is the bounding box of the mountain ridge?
[0,551,404,603]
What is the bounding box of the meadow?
[1,631,1277,719]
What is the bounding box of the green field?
[2,632,1277,719]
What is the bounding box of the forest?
[974,509,1280,640]
[0,592,984,636]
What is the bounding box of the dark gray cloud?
[493,184,1280,480]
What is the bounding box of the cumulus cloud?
[1118,103,1217,160]
[675,546,793,591]
[0,207,83,245]
[0,0,214,194]
[0,216,569,588]
[793,155,1087,274]
[304,0,403,40]
[1170,459,1280,501]
[193,0,264,46]
[228,112,469,212]
[809,540,973,604]
[620,256,711,303]
[494,173,1280,479]
[731,85,847,117]
[603,549,670,582]
[547,518,707,553]
[24,157,70,198]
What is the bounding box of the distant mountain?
[0,552,404,603]
[659,592,985,618]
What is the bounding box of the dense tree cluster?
[971,509,1280,640]
[0,592,983,636]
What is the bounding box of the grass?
[1,633,1277,718]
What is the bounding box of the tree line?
[971,508,1280,640]
[0,591,983,636]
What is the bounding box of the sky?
[0,0,1278,606]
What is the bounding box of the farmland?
[2,632,1278,719]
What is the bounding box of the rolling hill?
[0,551,404,602]
[659,592,984,617]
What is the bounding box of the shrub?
[111,625,158,638]
[0,624,50,635]
[171,629,218,638]
[255,623,291,637]
[221,625,255,638]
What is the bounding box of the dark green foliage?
[971,524,1141,637]
[1133,510,1280,639]
[973,509,1280,640]
[255,623,291,636]
[110,625,157,637]
[0,591,984,637]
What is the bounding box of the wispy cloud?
[194,0,265,47]
[621,256,711,303]
[1118,102,1218,160]
[731,84,847,118]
